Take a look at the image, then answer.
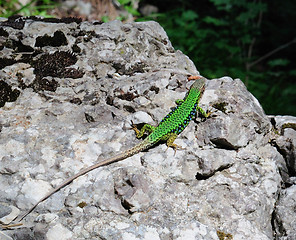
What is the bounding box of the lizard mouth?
[187,75,203,81]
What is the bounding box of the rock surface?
[0,16,295,240]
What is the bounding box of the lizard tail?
[18,138,154,221]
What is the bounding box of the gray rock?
[0,204,20,224]
[270,116,296,177]
[273,185,296,240]
[0,231,13,240]
[269,116,296,240]
[0,16,295,240]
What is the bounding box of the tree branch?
[247,38,296,69]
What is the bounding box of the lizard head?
[188,75,206,92]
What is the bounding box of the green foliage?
[268,59,290,68]
[141,0,295,116]
[101,0,140,22]
[101,15,110,23]
[118,0,140,16]
[151,7,244,78]
[0,0,57,18]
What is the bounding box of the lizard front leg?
[175,99,184,105]
[197,106,211,118]
[131,122,156,138]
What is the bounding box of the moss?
[32,51,83,79]
[217,230,233,240]
[0,15,25,30]
[281,123,296,132]
[31,78,59,92]
[212,102,228,113]
[0,80,20,107]
[35,31,68,47]
[0,58,17,69]
[77,201,87,208]
[112,62,147,75]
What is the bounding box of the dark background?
[140,0,296,116]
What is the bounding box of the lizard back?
[147,82,205,143]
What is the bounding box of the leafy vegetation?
[139,0,296,116]
[101,0,141,22]
[0,0,57,17]
[117,0,140,17]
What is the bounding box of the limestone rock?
[0,16,295,240]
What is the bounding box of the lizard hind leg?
[131,122,156,139]
[163,133,184,155]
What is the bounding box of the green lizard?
[19,75,209,220]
